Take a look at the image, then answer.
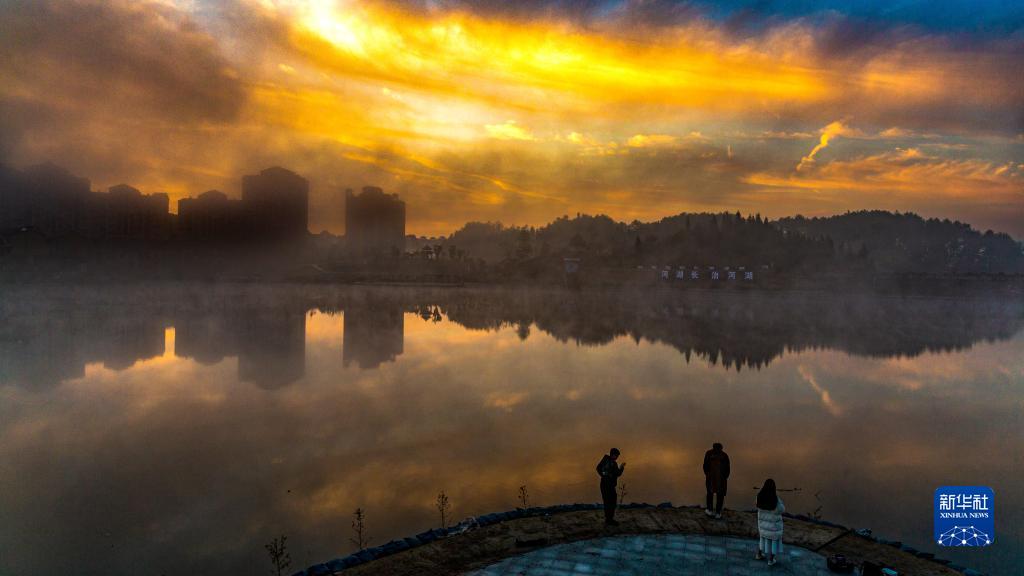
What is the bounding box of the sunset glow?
[1,0,1021,235]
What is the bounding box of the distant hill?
[776,211,1024,274]
[447,211,833,273]
[445,210,1023,275]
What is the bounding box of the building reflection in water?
[0,310,168,389]
[237,310,306,388]
[174,308,307,388]
[2,287,1023,389]
[0,305,306,390]
[1,285,1023,576]
[343,299,405,369]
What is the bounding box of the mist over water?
[1,285,1021,575]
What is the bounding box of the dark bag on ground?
[826,554,855,573]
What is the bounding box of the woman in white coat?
[755,478,785,566]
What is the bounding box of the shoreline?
[1,275,1022,295]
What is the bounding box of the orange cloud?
[2,0,1022,236]
[484,120,536,141]
[750,148,1023,197]
[274,1,833,120]
[796,120,861,171]
[627,134,678,148]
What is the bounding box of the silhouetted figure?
[703,442,730,518]
[755,478,785,566]
[596,448,625,525]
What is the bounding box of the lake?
[1,285,1021,575]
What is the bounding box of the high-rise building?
[1,163,92,237]
[345,186,406,255]
[241,167,309,239]
[1,163,313,245]
[99,184,170,240]
[177,190,246,240]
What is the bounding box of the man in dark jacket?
[703,442,730,518]
[596,448,625,525]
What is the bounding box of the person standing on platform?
[596,448,625,526]
[756,478,785,566]
[703,442,730,518]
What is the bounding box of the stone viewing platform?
[294,504,981,576]
[470,534,859,575]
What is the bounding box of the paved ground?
[338,507,961,576]
[468,534,833,576]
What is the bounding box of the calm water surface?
[1,285,1021,575]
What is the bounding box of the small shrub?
[436,490,451,529]
[265,535,291,576]
[350,508,371,550]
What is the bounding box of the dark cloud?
[370,0,1024,37]
[812,15,906,59]
[379,0,613,23]
[600,0,706,29]
[0,0,245,148]
[661,0,1024,35]
[450,0,611,21]
[205,0,296,64]
[0,0,1018,234]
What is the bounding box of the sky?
[0,0,1022,237]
